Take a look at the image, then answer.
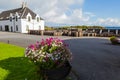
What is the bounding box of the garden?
[0,38,72,80]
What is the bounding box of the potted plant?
[25,37,72,80]
[110,36,119,44]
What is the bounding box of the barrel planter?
[40,61,71,80]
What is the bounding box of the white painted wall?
[21,13,45,33]
[33,19,45,30]
[21,19,45,33]
[0,19,22,32]
[0,20,8,31]
[0,13,44,33]
[21,19,33,33]
[40,20,45,30]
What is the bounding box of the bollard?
[41,30,44,36]
[8,40,9,44]
[78,31,82,37]
[75,32,78,37]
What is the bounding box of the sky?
[0,0,120,27]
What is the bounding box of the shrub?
[110,36,119,44]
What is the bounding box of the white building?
[0,3,44,33]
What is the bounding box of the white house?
[0,3,44,33]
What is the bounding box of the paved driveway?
[0,31,72,47]
[0,31,120,80]
[64,38,120,80]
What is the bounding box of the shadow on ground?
[0,57,40,80]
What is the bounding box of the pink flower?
[41,39,45,45]
[25,37,72,69]
[35,41,40,48]
[45,38,53,46]
[29,44,35,50]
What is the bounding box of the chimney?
[22,2,27,9]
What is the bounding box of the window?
[16,25,18,31]
[10,17,12,22]
[37,17,39,22]
[26,25,29,31]
[28,16,31,22]
[39,26,41,30]
[10,13,13,22]
[16,16,18,21]
[0,26,2,30]
[16,12,19,21]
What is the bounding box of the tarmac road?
[64,38,120,80]
[0,31,72,47]
[0,31,120,80]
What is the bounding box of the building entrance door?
[5,25,9,31]
[0,26,2,31]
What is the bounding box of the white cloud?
[95,18,120,26]
[0,0,120,26]
[84,12,96,17]
[0,0,86,25]
[66,9,90,24]
[0,0,24,10]
[30,0,86,25]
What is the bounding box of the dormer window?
[16,12,19,21]
[37,17,39,22]
[16,16,18,21]
[10,17,12,22]
[28,16,31,22]
[9,13,13,22]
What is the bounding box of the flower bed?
[25,37,72,79]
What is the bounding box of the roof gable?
[0,7,37,20]
[21,7,36,19]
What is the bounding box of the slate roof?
[0,7,39,20]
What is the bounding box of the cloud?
[0,0,86,25]
[0,0,23,10]
[84,12,96,17]
[95,18,120,26]
[27,0,86,25]
[0,0,120,26]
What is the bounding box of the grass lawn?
[0,42,41,80]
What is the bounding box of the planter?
[110,39,119,45]
[110,36,119,45]
[41,61,72,80]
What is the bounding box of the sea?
[105,26,120,29]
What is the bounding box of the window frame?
[37,17,39,22]
[16,16,18,21]
[16,25,18,31]
[28,16,31,22]
[10,17,12,22]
